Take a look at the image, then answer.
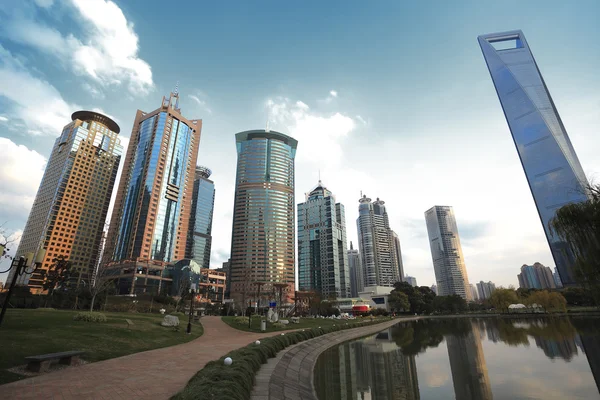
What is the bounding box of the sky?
[0,0,599,288]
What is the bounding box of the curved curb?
[251,317,422,400]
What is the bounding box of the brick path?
[1,316,278,400]
[251,318,420,400]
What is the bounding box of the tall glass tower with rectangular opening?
[478,30,589,285]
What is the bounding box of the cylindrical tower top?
[195,165,212,179]
[71,110,120,133]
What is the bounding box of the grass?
[173,318,390,400]
[221,315,381,333]
[0,309,203,385]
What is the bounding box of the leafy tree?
[526,290,567,312]
[489,288,519,312]
[550,184,600,304]
[42,255,73,307]
[433,294,467,314]
[393,281,437,314]
[388,290,410,312]
[562,287,595,307]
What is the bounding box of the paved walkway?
[251,318,420,400]
[1,317,278,400]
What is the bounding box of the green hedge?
[73,312,107,323]
[172,319,387,400]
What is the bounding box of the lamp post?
[186,288,195,334]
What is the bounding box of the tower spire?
[174,80,179,96]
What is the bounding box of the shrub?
[233,316,250,325]
[73,312,107,323]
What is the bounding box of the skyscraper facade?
[470,284,479,301]
[10,111,122,292]
[348,241,363,297]
[479,30,589,286]
[357,195,402,287]
[425,205,472,300]
[185,166,215,268]
[476,281,496,300]
[229,130,297,303]
[517,262,556,290]
[553,267,563,288]
[392,230,405,280]
[297,181,349,298]
[104,90,202,294]
[405,276,418,287]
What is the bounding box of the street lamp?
[187,288,195,334]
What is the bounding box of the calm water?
[314,317,600,400]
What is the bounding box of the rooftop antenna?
[265,108,270,132]
[318,169,321,183]
[174,81,179,95]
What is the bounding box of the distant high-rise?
[348,242,363,297]
[553,267,563,288]
[297,181,349,298]
[104,90,202,294]
[392,231,405,280]
[479,30,589,286]
[405,276,418,287]
[425,206,472,300]
[470,284,479,301]
[431,284,438,295]
[10,111,122,293]
[517,262,556,290]
[185,166,215,268]
[229,130,297,303]
[476,281,496,300]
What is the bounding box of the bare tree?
[87,261,116,312]
[0,222,21,267]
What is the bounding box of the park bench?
[25,350,84,373]
[125,318,134,329]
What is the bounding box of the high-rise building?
[229,130,297,304]
[517,262,556,290]
[357,195,402,287]
[425,205,472,300]
[297,181,349,298]
[104,90,202,294]
[476,281,496,300]
[470,284,479,301]
[392,230,405,280]
[405,276,418,287]
[348,241,363,297]
[431,284,438,295]
[479,30,589,286]
[9,111,122,293]
[553,267,563,288]
[185,166,215,268]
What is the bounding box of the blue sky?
[0,0,599,288]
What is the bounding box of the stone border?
[251,317,421,400]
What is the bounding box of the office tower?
[517,262,556,289]
[470,284,479,301]
[104,90,202,294]
[446,321,493,400]
[9,111,122,293]
[348,241,363,297]
[297,181,349,298]
[553,267,563,288]
[476,281,496,300]
[405,276,418,287]
[431,284,438,295]
[185,166,215,268]
[229,130,297,303]
[357,195,401,287]
[425,206,472,300]
[392,231,405,280]
[479,30,589,286]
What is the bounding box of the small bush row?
[73,312,107,323]
[172,319,389,400]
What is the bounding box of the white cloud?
[356,115,367,125]
[188,93,212,115]
[82,82,105,100]
[0,138,47,221]
[2,0,154,95]
[0,116,8,122]
[0,45,78,136]
[329,90,338,97]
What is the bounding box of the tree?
[550,184,600,304]
[526,290,567,312]
[393,281,437,314]
[433,295,467,314]
[43,255,72,307]
[489,288,519,313]
[388,290,410,312]
[87,261,116,312]
[0,222,20,272]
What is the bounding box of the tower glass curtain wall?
[425,205,472,300]
[229,130,297,303]
[478,31,589,286]
[104,91,201,294]
[297,181,350,299]
[357,195,402,287]
[185,166,215,268]
[10,111,122,293]
[348,242,363,297]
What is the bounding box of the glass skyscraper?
[297,181,349,298]
[9,111,122,292]
[229,129,297,304]
[104,90,202,294]
[357,195,402,287]
[185,166,215,268]
[348,241,363,297]
[425,205,472,300]
[479,30,589,285]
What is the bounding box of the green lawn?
[222,315,386,333]
[0,309,203,385]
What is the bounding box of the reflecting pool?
[314,317,600,400]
